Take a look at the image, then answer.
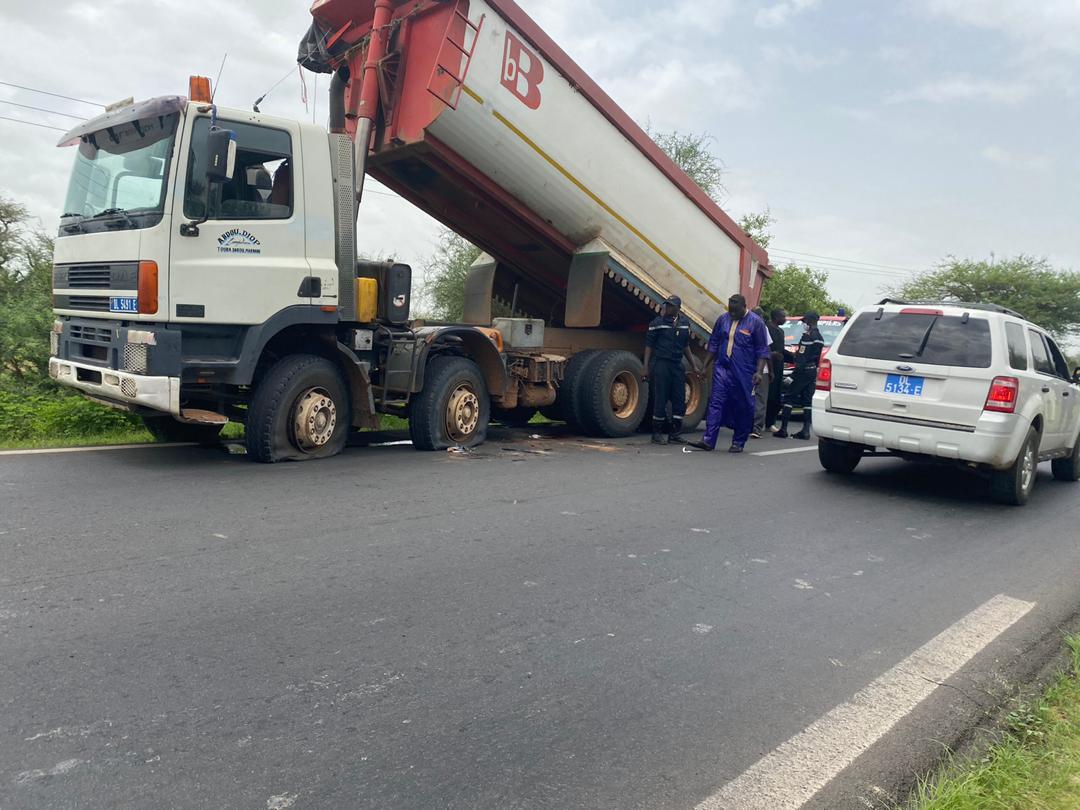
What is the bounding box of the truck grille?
[69,324,112,343]
[53,262,138,292]
[65,295,111,312]
[68,266,113,288]
[122,344,148,374]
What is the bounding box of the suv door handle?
[1065,391,1071,397]
[1042,386,1051,393]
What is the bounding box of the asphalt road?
[2,425,1079,810]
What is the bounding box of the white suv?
[813,301,1080,505]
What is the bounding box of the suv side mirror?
[206,127,237,182]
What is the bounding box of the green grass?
[912,635,1080,809]
[0,429,155,450]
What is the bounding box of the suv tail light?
[984,376,1019,413]
[815,358,832,391]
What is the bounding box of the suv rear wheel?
[1051,433,1080,482]
[990,426,1039,505]
[818,438,862,474]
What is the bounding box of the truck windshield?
[59,112,179,235]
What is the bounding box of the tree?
[738,209,775,250]
[0,197,54,387]
[759,264,850,317]
[647,126,725,202]
[889,255,1080,340]
[421,230,483,321]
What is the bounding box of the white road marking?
[0,442,187,457]
[752,446,818,457]
[696,594,1035,810]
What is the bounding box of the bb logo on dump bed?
[501,31,544,109]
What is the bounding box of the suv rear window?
[836,312,992,368]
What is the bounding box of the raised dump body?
[302,0,770,339]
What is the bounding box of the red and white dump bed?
[303,0,770,336]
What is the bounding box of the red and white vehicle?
[47,0,771,461]
[781,315,847,371]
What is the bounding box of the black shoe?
[689,440,715,451]
[728,444,745,453]
[794,430,812,440]
[669,432,687,444]
[774,429,789,438]
[652,433,669,445]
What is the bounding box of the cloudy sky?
[0,0,1076,308]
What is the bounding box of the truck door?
[170,115,312,326]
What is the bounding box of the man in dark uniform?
[776,311,824,440]
[643,295,697,445]
[766,308,792,432]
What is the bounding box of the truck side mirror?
[181,126,237,237]
[206,127,237,183]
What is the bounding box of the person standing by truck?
[751,307,769,439]
[692,294,770,453]
[766,308,791,432]
[775,311,824,440]
[643,296,697,444]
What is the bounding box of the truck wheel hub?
[294,387,337,450]
[610,371,639,418]
[447,385,480,442]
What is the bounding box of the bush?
[0,385,142,442]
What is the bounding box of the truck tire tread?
[581,350,648,438]
[556,349,603,430]
[245,354,350,463]
[409,355,490,451]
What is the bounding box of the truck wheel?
[581,350,649,438]
[990,427,1039,505]
[1051,433,1080,482]
[818,438,862,474]
[552,349,602,428]
[682,361,710,431]
[142,416,223,448]
[409,356,490,450]
[493,406,537,427]
[245,354,351,463]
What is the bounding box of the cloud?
[924,0,1080,55]
[603,58,758,131]
[755,0,821,29]
[761,44,846,71]
[980,145,1052,173]
[876,46,911,66]
[886,76,1031,104]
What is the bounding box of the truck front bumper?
[49,356,180,417]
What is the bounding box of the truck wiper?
[59,212,86,233]
[92,207,137,228]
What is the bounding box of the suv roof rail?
[874,298,1027,320]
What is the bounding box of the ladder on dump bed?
[426,0,484,110]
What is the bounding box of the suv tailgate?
[829,311,993,430]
